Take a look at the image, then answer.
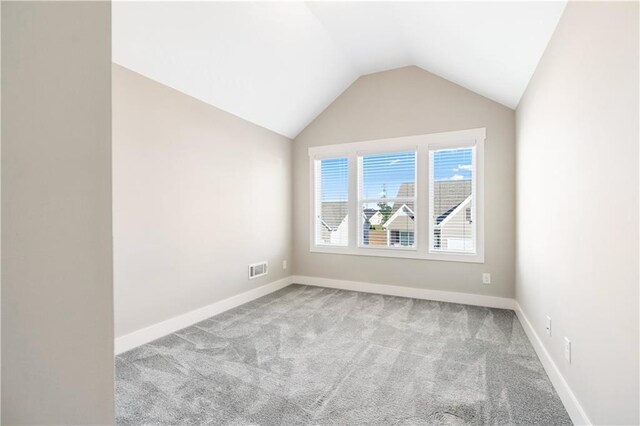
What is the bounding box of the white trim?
[310,156,317,246]
[113,273,585,425]
[310,244,450,260]
[114,273,585,425]
[114,276,293,355]
[514,302,592,426]
[427,142,484,263]
[347,155,358,250]
[308,128,485,264]
[382,203,415,229]
[309,245,484,263]
[307,128,485,158]
[292,276,585,423]
[310,156,350,248]
[292,275,514,310]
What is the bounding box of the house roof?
[383,180,472,226]
[389,183,415,217]
[383,183,416,230]
[321,201,348,231]
[322,181,471,230]
[113,2,567,137]
[436,203,461,225]
[434,180,472,219]
[437,195,472,228]
[383,204,415,231]
[362,208,380,220]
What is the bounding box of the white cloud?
[458,164,473,170]
[450,174,465,180]
[389,159,401,165]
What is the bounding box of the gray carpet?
[116,284,572,425]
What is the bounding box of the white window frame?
[357,150,418,252]
[308,128,485,263]
[311,154,351,248]
[313,154,350,248]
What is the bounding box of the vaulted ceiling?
[113,1,566,138]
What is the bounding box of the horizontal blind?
[315,157,349,246]
[359,152,416,248]
[429,147,475,253]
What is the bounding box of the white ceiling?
[113,1,567,138]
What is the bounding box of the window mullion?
[348,154,359,249]
[417,145,429,254]
[313,159,320,246]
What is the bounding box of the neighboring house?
[382,180,473,248]
[433,180,473,251]
[363,208,384,226]
[361,208,385,245]
[383,183,416,246]
[320,201,348,245]
[322,181,472,248]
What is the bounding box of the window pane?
[361,152,415,200]
[430,147,475,253]
[317,158,348,246]
[360,152,416,248]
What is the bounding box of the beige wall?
[515,2,639,424]
[1,2,114,424]
[113,64,292,337]
[293,66,515,297]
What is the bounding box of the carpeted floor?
[115,284,572,425]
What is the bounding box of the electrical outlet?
[564,337,571,363]
[282,260,287,270]
[546,316,552,336]
[482,273,491,284]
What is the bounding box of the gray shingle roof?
[320,201,348,230]
[389,182,415,216]
[362,208,377,220]
[434,179,471,218]
[387,180,471,221]
[436,202,462,224]
[322,180,471,231]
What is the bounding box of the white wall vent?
[248,261,268,279]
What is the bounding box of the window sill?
[309,245,484,263]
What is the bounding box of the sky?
[360,152,416,200]
[320,148,473,203]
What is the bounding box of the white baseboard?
[114,274,586,425]
[114,276,293,355]
[294,276,588,423]
[514,302,591,425]
[291,275,515,310]
[115,275,513,354]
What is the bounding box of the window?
[359,152,416,248]
[314,157,349,246]
[309,128,484,263]
[429,147,476,254]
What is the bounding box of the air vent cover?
[248,261,268,279]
